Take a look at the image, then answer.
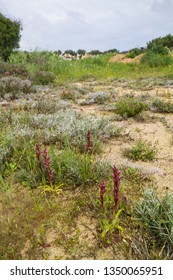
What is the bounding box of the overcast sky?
[0,0,173,52]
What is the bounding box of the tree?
[147,34,173,50]
[54,50,62,55]
[77,49,86,55]
[104,48,119,54]
[89,50,102,55]
[0,13,22,61]
[63,50,76,56]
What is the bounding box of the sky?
[0,0,173,52]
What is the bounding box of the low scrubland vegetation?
[1,37,173,260]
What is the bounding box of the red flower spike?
[35,144,42,171]
[35,144,55,184]
[99,181,107,207]
[112,165,121,211]
[86,130,93,154]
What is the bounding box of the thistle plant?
[35,144,55,184]
[112,165,121,211]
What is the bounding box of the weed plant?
[114,96,147,118]
[126,48,144,58]
[133,190,173,257]
[124,139,157,161]
[25,98,71,114]
[60,90,77,101]
[0,76,35,99]
[141,51,172,67]
[24,109,122,150]
[152,98,173,113]
[16,144,110,189]
[0,61,29,78]
[121,166,150,185]
[32,70,56,85]
[51,148,110,188]
[86,91,111,104]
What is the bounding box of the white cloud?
[0,0,172,51]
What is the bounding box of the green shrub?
[0,12,22,61]
[33,70,56,85]
[141,51,172,67]
[147,34,173,50]
[5,109,122,154]
[86,91,111,104]
[115,96,147,118]
[24,51,53,70]
[30,109,122,143]
[126,48,144,59]
[149,45,169,55]
[134,189,173,252]
[10,65,29,78]
[25,98,71,114]
[152,99,173,113]
[124,139,157,161]
[0,76,35,98]
[0,62,29,78]
[52,149,110,187]
[121,166,149,185]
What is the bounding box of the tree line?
[1,12,173,61]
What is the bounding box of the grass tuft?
[123,139,157,161]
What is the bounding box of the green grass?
[152,98,173,113]
[141,51,173,67]
[53,59,173,85]
[3,50,173,85]
[123,139,158,161]
[133,190,173,259]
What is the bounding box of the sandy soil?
[109,53,144,64]
[71,82,173,195]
